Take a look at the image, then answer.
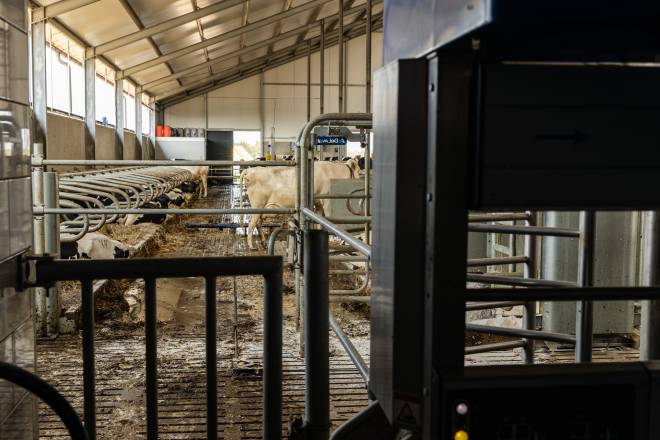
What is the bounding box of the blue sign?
[316,135,347,146]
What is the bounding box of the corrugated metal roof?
[32,0,382,106]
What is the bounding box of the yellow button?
[454,430,469,440]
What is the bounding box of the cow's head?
[357,156,371,171]
[157,194,170,208]
[345,158,360,177]
[113,246,130,259]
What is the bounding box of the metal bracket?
[19,254,56,290]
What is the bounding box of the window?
[234,131,261,160]
[42,22,149,127]
[124,93,135,131]
[95,73,115,126]
[70,61,84,116]
[142,104,151,135]
[44,24,85,117]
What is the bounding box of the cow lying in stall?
[240,158,361,249]
[122,186,186,226]
[60,232,131,259]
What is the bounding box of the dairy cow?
[173,166,209,198]
[60,232,131,259]
[240,159,360,248]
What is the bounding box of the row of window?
[44,30,152,134]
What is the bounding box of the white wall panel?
[164,95,205,128]
[163,32,384,140]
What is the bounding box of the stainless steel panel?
[0,101,30,179]
[542,212,636,334]
[0,180,9,261]
[13,318,34,375]
[383,0,491,63]
[0,1,27,32]
[9,177,32,255]
[0,288,30,343]
[0,392,36,440]
[0,335,12,422]
[371,59,428,424]
[0,22,28,106]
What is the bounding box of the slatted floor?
[466,345,640,366]
[37,332,368,439]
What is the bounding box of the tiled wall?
[0,1,37,438]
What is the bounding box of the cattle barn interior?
[4,1,660,439]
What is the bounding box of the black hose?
[0,361,89,440]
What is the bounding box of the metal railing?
[464,210,595,363]
[24,255,283,440]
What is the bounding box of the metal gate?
[20,254,283,440]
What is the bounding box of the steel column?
[365,0,372,113]
[641,211,660,360]
[205,277,218,440]
[338,0,344,112]
[307,42,312,121]
[85,58,96,160]
[522,212,537,364]
[44,173,61,336]
[32,144,47,337]
[81,279,96,439]
[576,211,595,363]
[145,278,158,440]
[148,105,156,159]
[136,92,143,159]
[32,21,48,153]
[320,19,325,114]
[364,130,370,243]
[303,230,330,440]
[263,266,283,440]
[115,78,125,160]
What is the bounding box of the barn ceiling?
[32,0,383,107]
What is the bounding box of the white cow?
[240,159,360,249]
[173,166,209,198]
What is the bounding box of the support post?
[522,211,537,364]
[307,41,312,122]
[338,0,344,113]
[135,92,143,159]
[44,172,61,336]
[363,129,370,244]
[32,143,47,337]
[115,78,125,159]
[641,211,660,360]
[365,0,372,113]
[149,104,157,159]
[85,58,96,159]
[304,230,330,440]
[32,22,48,154]
[320,19,325,114]
[576,211,595,363]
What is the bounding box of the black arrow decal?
[536,129,589,145]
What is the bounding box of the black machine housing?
[371,1,660,439]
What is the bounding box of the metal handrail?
[329,313,369,384]
[34,159,296,166]
[302,208,371,257]
[466,323,576,344]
